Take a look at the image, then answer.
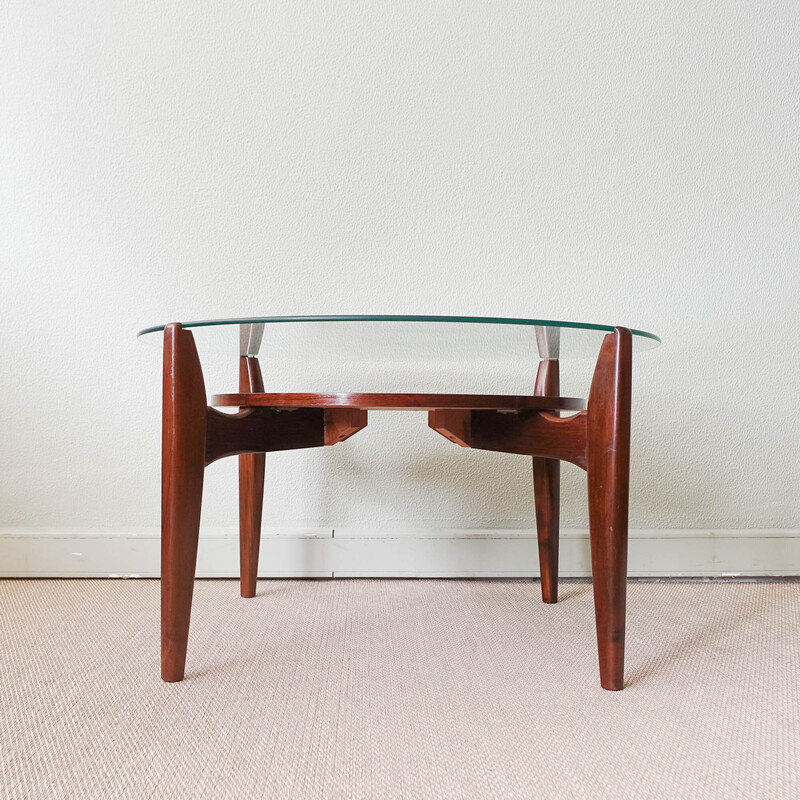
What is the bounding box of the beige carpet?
[1,580,798,799]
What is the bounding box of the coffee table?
[138,315,660,690]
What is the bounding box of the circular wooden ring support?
[210,392,587,412]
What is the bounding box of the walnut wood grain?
[587,327,633,691]
[205,406,325,465]
[428,409,471,447]
[532,360,560,604]
[324,408,369,445]
[239,357,265,599]
[161,323,206,682]
[211,392,585,412]
[469,410,588,470]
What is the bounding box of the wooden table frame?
[161,322,632,690]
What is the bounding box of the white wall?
[1,2,798,545]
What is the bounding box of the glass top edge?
[137,315,660,343]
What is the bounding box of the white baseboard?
[0,528,798,578]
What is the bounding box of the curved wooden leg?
[533,359,560,603]
[587,328,632,691]
[238,357,265,598]
[161,324,206,682]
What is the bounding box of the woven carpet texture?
[1,579,798,799]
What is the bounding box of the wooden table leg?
[161,323,206,682]
[533,359,560,603]
[158,325,340,681]
[238,357,265,598]
[587,327,632,690]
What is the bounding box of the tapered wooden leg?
[161,323,207,682]
[238,357,265,598]
[533,458,560,603]
[533,359,560,603]
[587,328,632,690]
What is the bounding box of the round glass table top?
[138,315,659,361]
